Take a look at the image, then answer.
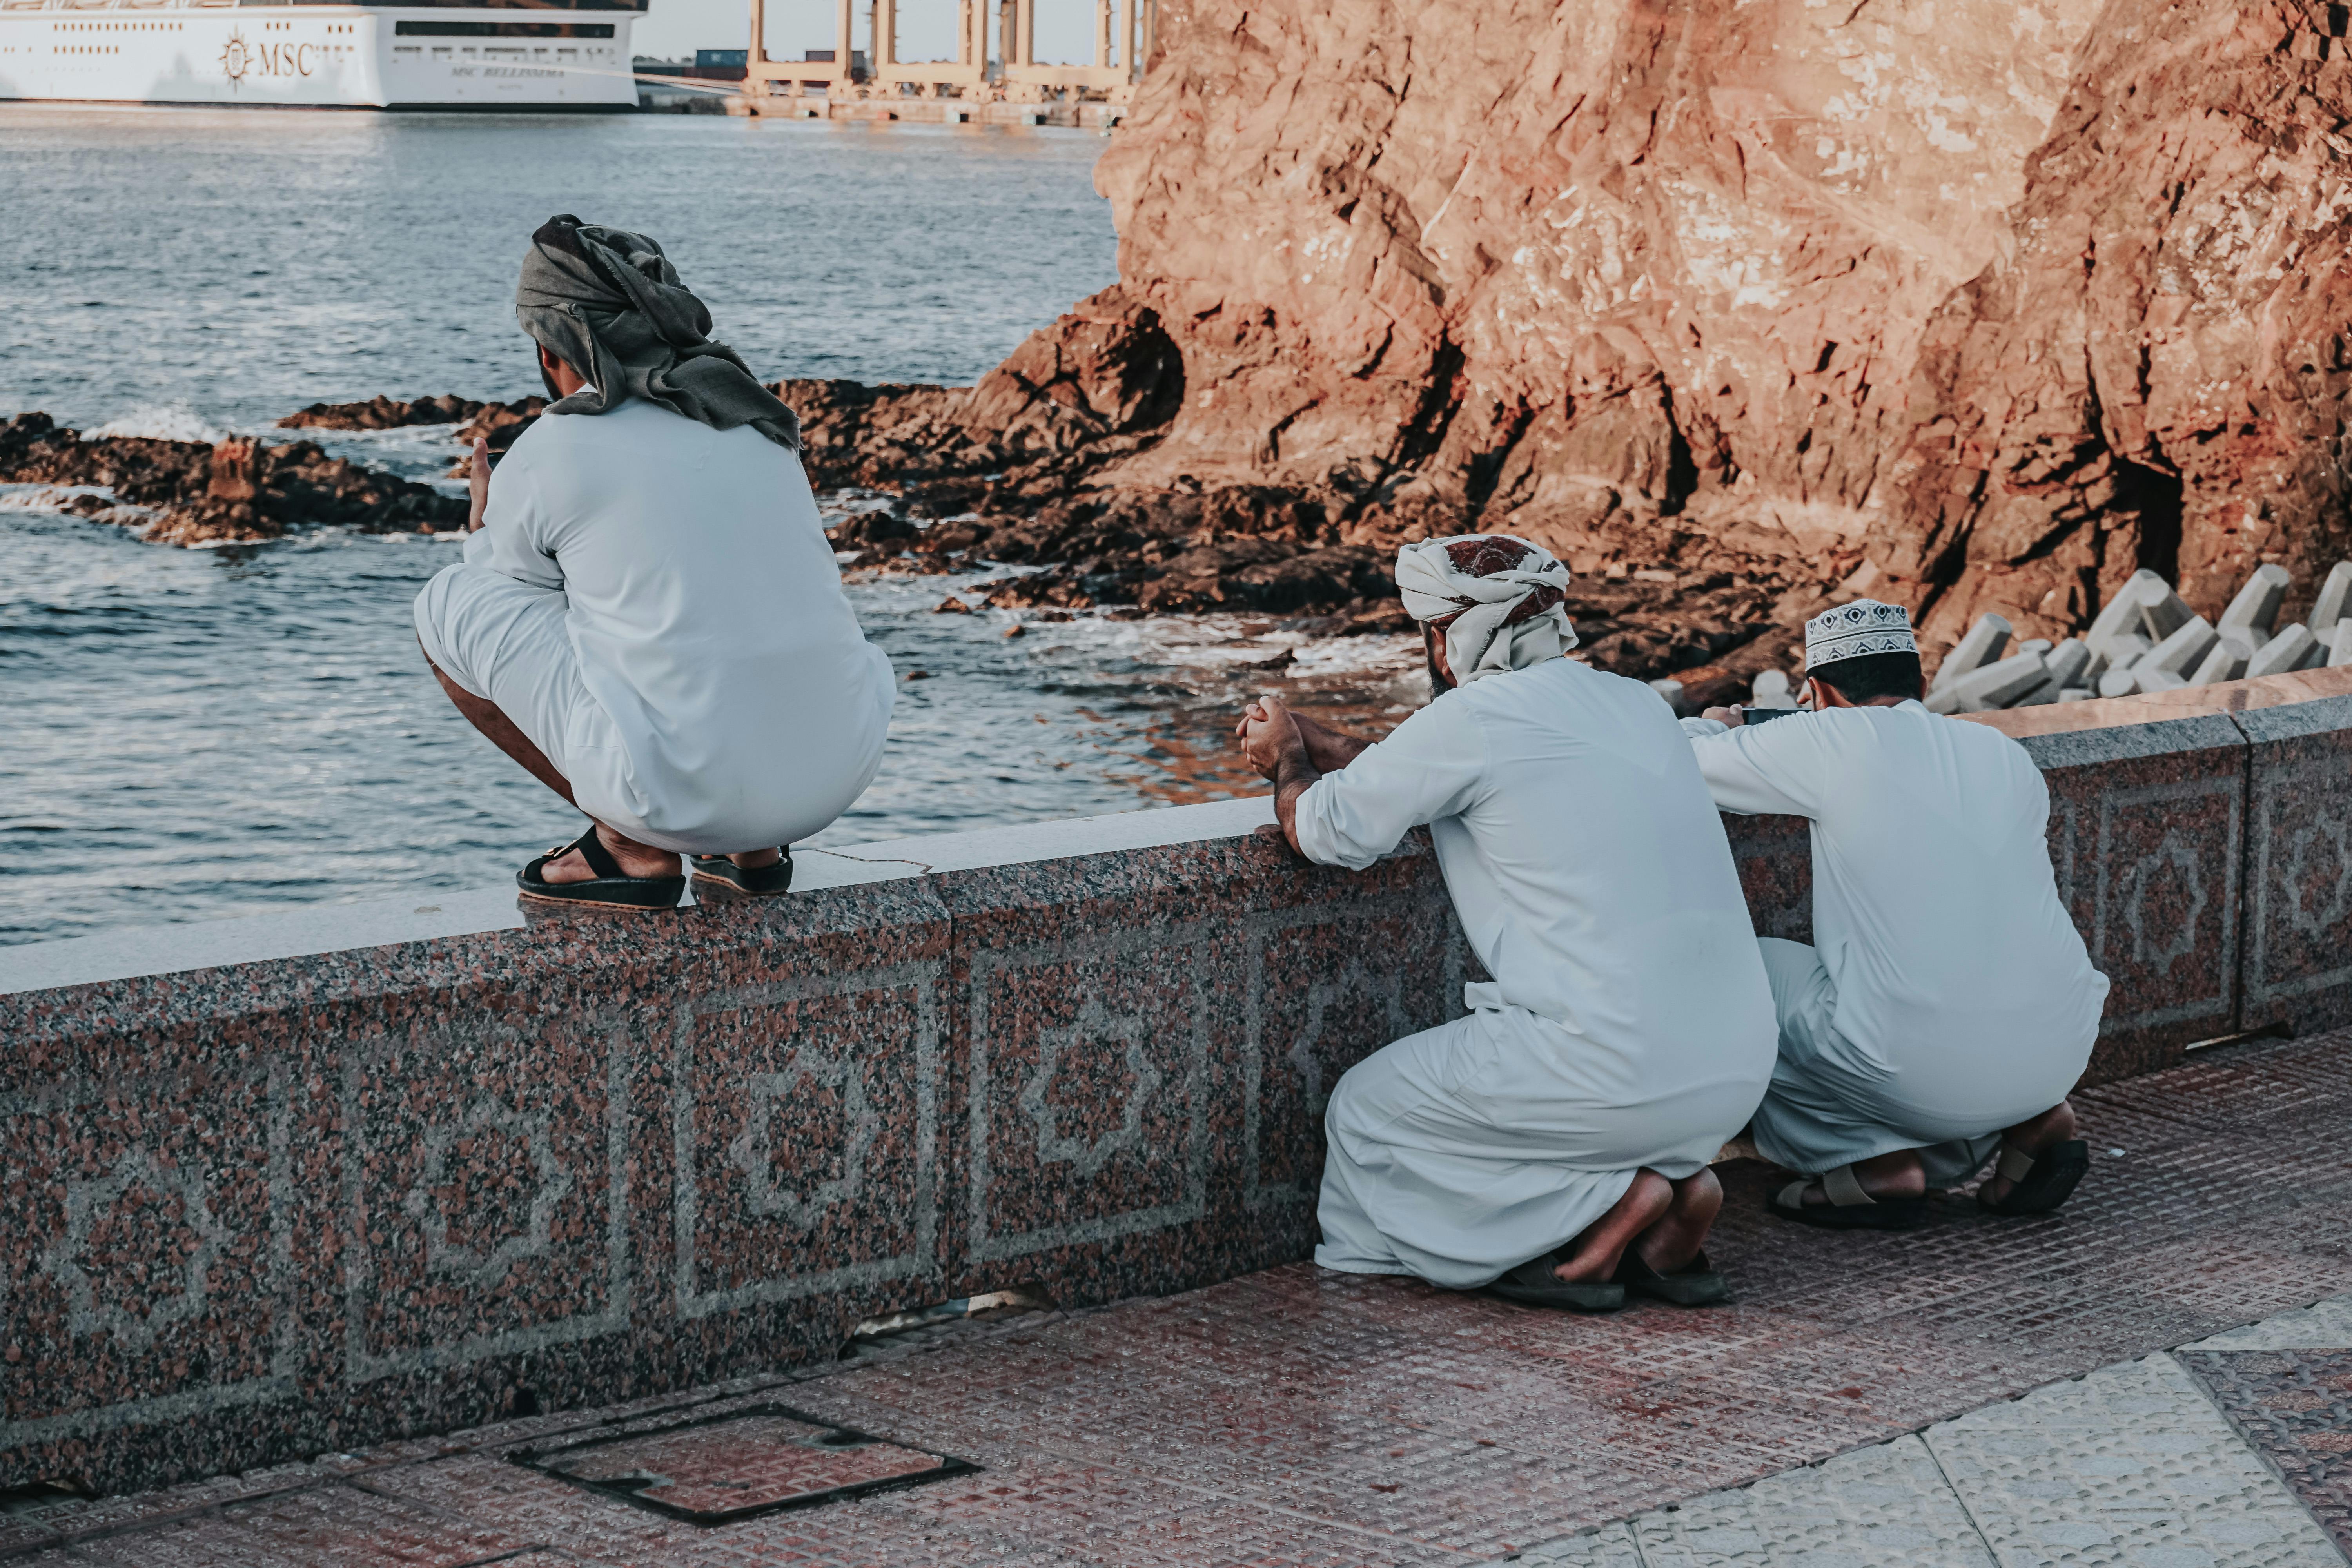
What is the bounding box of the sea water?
[0,107,1418,946]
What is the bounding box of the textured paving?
[7,1029,2352,1566]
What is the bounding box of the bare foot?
[1978,1100,2078,1206]
[1633,1167,1724,1274]
[1790,1148,1925,1209]
[540,823,682,884]
[1554,1170,1673,1283]
[727,848,782,869]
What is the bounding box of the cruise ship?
[0,0,645,108]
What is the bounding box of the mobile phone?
[1739,705,1806,724]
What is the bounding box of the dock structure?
[734,0,1152,121]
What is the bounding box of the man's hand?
[1237,694,1319,856]
[467,438,491,532]
[1701,705,1746,727]
[1237,693,1310,781]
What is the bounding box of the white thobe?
[1295,657,1778,1289]
[1683,702,2109,1183]
[414,399,894,855]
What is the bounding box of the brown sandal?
[1766,1164,1929,1231]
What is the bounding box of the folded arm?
[1684,715,1821,817]
[1289,710,1372,774]
[1238,695,1481,866]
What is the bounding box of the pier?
[722,0,1153,122]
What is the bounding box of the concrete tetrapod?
[2041,638,2092,693]
[2219,563,2292,640]
[2333,619,2352,667]
[2189,632,2255,687]
[1926,649,2052,713]
[2137,579,2197,644]
[2142,615,2222,681]
[2248,624,2319,679]
[2084,569,2168,659]
[2312,562,2352,639]
[1931,612,2013,694]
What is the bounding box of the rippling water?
[0,108,1421,947]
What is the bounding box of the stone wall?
[5,697,2352,1495]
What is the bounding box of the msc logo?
[220,26,320,85]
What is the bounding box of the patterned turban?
[1804,599,1918,671]
[1393,534,1577,685]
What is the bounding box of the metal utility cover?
[511,1403,979,1526]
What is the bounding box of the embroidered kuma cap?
[1804,599,1918,671]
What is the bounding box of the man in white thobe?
[414,217,893,910]
[1682,601,2109,1229]
[1237,535,1777,1312]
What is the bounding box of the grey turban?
[515,215,800,452]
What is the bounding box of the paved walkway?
[7,1029,2352,1566]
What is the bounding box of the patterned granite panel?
[1721,812,1812,944]
[2020,713,2248,1083]
[2238,694,2352,1038]
[933,828,1462,1307]
[0,880,954,1496]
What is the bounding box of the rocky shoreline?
[0,411,465,545]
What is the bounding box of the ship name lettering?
[257,40,314,76]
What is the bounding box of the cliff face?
[961,0,2352,658]
[1886,0,2352,646]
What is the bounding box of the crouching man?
[1237,535,1777,1312]
[1683,601,2109,1229]
[414,216,894,909]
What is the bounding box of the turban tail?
[1393,535,1578,685]
[515,215,801,452]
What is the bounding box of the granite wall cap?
[2014,711,2250,772]
[2232,692,2352,746]
[0,796,1278,998]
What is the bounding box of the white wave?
[85,406,228,445]
[0,482,114,511]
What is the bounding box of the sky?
[634,0,1104,66]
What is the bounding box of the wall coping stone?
[2234,690,2352,745]
[2014,710,2249,771]
[0,796,1277,998]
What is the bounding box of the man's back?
[470,398,892,846]
[1690,704,2107,1074]
[1298,657,1776,1082]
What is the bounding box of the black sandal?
[1978,1139,2090,1216]
[1766,1164,1928,1231]
[689,848,793,898]
[1483,1252,1625,1314]
[1616,1248,1732,1307]
[517,825,685,911]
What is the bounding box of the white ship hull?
[0,1,640,108]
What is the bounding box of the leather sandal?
[1615,1248,1732,1307]
[1766,1163,1928,1231]
[690,848,793,898]
[517,825,685,911]
[1483,1252,1625,1314]
[1978,1139,2090,1216]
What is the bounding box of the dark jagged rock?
[279,393,492,430]
[1,412,466,545]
